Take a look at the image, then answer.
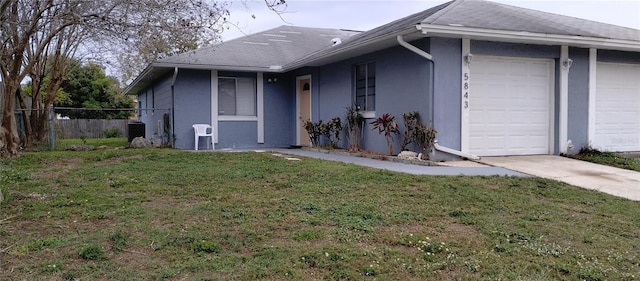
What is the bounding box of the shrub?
[321,117,343,148]
[370,113,399,155]
[345,105,364,152]
[413,124,437,160]
[401,111,420,151]
[103,127,121,138]
[303,119,323,147]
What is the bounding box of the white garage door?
[469,56,553,156]
[594,62,640,152]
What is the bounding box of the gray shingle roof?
[288,0,639,68]
[427,0,640,41]
[126,0,639,94]
[157,25,358,70]
[285,1,455,68]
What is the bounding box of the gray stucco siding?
[217,121,258,149]
[471,41,560,59]
[430,37,462,152]
[264,73,295,147]
[173,69,211,150]
[597,50,640,64]
[567,47,590,153]
[316,62,351,148]
[138,74,173,142]
[313,39,432,154]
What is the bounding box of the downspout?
[170,67,178,148]
[396,34,480,160]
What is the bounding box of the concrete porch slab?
[477,155,640,201]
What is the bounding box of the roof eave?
[123,62,286,95]
[419,24,640,52]
[122,64,156,95]
[152,62,285,73]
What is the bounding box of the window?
[218,77,256,116]
[354,62,376,113]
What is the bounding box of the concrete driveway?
[477,155,640,201]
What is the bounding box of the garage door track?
[478,155,640,201]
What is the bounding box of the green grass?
[1,149,639,280]
[568,147,640,172]
[57,138,129,150]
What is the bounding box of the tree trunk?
[1,82,20,157]
[17,90,33,147]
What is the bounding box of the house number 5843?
[463,72,469,109]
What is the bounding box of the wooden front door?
[297,77,311,146]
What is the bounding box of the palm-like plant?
[371,113,399,155]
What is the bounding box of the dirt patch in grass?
[444,222,480,238]
[30,157,83,180]
[93,154,144,166]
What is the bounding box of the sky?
[220,0,640,41]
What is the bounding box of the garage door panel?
[594,62,640,152]
[469,56,552,156]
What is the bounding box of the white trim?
[460,38,471,153]
[257,72,264,143]
[153,62,282,73]
[211,70,219,143]
[549,60,557,155]
[361,111,376,119]
[218,116,258,121]
[587,48,597,146]
[419,24,640,52]
[559,45,569,154]
[296,75,312,146]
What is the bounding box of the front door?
[297,77,311,146]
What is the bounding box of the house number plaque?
[463,72,469,109]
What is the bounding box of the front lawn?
[1,149,638,280]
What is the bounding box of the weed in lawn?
[25,236,65,252]
[292,228,323,241]
[78,244,106,260]
[578,267,604,281]
[110,231,129,251]
[191,240,221,253]
[40,260,63,273]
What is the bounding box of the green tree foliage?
[56,61,134,119]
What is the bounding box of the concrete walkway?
[478,155,640,201]
[271,149,526,176]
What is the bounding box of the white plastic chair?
[192,124,214,150]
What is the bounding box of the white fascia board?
[152,62,283,73]
[418,24,640,52]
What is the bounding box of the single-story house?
[124,0,640,159]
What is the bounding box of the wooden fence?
[56,119,129,139]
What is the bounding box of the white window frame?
[218,76,258,121]
[353,61,376,118]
